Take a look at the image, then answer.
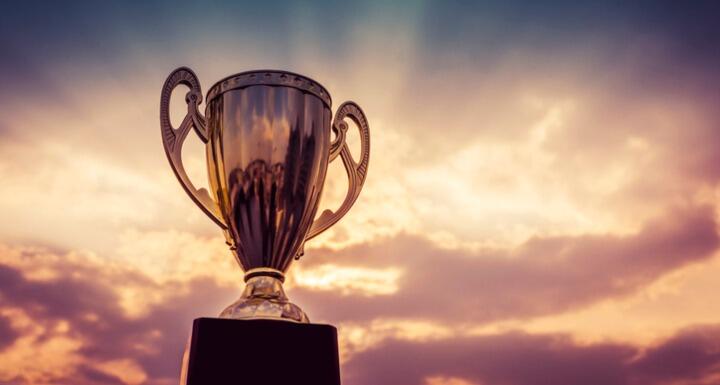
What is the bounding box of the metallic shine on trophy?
[160,67,370,324]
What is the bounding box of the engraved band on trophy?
[160,67,370,323]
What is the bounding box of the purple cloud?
[0,204,716,384]
[0,313,17,352]
[0,259,238,384]
[344,325,720,385]
[294,205,718,323]
[631,325,720,383]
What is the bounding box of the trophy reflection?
[160,68,369,323]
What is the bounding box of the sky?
[1,0,720,384]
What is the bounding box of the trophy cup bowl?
[160,68,369,323]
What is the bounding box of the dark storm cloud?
[294,205,719,323]
[344,325,720,385]
[0,258,238,384]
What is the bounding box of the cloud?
[0,202,716,384]
[2,0,718,260]
[0,314,18,352]
[345,332,632,385]
[632,325,720,384]
[3,237,720,385]
[0,245,238,385]
[344,324,720,385]
[1,2,719,384]
[294,204,719,323]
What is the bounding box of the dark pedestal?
[184,318,341,385]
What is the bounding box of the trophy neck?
[244,267,285,283]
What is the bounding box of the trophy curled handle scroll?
[305,102,370,241]
[160,67,228,229]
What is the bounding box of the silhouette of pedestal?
[184,318,341,385]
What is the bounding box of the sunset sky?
[1,1,720,384]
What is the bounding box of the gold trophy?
[160,67,369,323]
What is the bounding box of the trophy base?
[181,318,341,385]
[219,274,309,323]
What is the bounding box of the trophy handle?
[160,67,227,229]
[306,101,370,241]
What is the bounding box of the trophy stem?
[219,271,309,323]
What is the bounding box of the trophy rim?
[206,69,332,107]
